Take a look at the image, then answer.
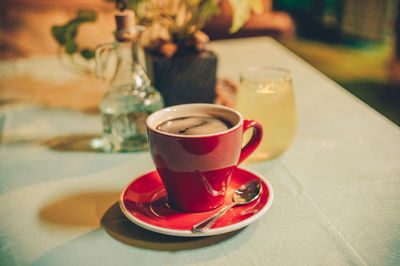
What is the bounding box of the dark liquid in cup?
[156,116,233,135]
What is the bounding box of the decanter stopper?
[115,10,137,42]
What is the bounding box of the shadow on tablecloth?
[101,202,250,251]
[39,191,120,228]
[41,134,103,152]
[38,190,250,251]
[3,134,104,152]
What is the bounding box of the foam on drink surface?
[157,116,231,135]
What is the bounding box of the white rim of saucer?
[119,167,274,237]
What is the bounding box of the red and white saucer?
[119,167,273,237]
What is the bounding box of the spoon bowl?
[233,179,263,204]
[192,179,262,233]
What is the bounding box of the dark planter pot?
[145,50,218,107]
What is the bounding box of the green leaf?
[124,0,148,11]
[124,0,152,18]
[198,0,222,23]
[65,40,78,54]
[75,10,97,23]
[65,22,79,40]
[51,10,96,47]
[228,0,264,33]
[80,48,95,59]
[51,25,67,45]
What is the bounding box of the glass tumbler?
[235,67,297,162]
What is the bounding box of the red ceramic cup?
[146,103,262,212]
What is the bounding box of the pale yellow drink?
[236,68,297,162]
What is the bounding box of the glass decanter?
[95,12,163,152]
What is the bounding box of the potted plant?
[51,0,264,106]
[126,0,264,106]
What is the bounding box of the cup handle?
[238,119,263,164]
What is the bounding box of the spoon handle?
[192,202,237,233]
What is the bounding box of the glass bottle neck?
[117,40,139,65]
[109,39,150,92]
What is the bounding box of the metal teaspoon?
[192,179,262,233]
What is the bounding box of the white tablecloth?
[1,37,399,265]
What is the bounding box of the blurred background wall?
[0,0,399,124]
[0,0,115,59]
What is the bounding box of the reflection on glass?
[236,67,297,162]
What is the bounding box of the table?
[1,37,399,266]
